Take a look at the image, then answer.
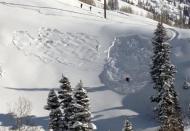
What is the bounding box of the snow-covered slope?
[119,0,190,26]
[119,0,152,17]
[0,0,190,131]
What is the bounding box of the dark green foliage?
[45,89,63,131]
[58,76,73,108]
[58,76,74,130]
[71,81,95,131]
[150,22,184,131]
[45,76,96,131]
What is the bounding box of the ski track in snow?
[0,1,103,19]
[166,28,178,41]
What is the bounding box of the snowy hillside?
[0,0,190,131]
[118,0,190,27]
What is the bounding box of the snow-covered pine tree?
[150,22,184,131]
[71,80,96,131]
[122,119,133,131]
[74,81,90,110]
[150,23,168,105]
[159,83,183,131]
[58,76,73,108]
[44,89,63,131]
[58,75,75,130]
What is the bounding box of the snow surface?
[0,0,190,131]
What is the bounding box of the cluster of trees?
[79,0,96,6]
[108,0,119,10]
[173,6,190,28]
[45,76,135,131]
[79,0,190,27]
[120,6,133,14]
[45,76,96,131]
[137,1,174,26]
[122,0,190,28]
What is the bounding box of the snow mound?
[100,35,152,94]
[12,27,100,67]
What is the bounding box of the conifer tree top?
[44,89,60,110]
[153,22,168,44]
[76,80,87,94]
[59,75,69,83]
[59,75,72,92]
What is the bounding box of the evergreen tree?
[58,76,73,108]
[71,81,96,131]
[150,22,184,131]
[122,119,133,131]
[150,22,168,104]
[58,75,75,130]
[45,89,63,131]
[74,81,89,110]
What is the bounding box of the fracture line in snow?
[107,38,117,60]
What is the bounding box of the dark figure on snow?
[80,3,83,8]
[90,6,92,11]
[126,77,130,82]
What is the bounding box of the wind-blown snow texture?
[13,28,100,65]
[0,0,190,131]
